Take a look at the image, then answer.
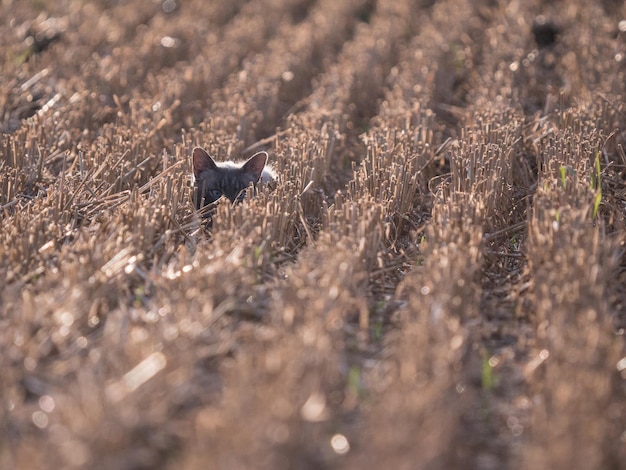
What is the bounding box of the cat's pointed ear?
[192,147,217,177]
[242,151,268,181]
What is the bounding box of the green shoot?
[348,366,364,398]
[593,192,601,220]
[591,152,602,219]
[481,349,494,391]
[594,151,602,189]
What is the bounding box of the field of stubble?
[1,0,626,469]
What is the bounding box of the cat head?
[192,147,268,209]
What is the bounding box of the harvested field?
[1,0,626,468]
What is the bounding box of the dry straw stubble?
[1,0,626,469]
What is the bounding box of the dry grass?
[1,0,626,469]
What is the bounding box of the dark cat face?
[192,147,268,209]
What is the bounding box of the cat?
[192,147,276,210]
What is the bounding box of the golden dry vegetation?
[1,0,626,469]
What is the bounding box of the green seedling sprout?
[348,366,364,398]
[481,348,494,392]
[591,152,602,219]
[560,165,567,189]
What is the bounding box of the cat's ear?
[242,151,268,181]
[192,147,217,177]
